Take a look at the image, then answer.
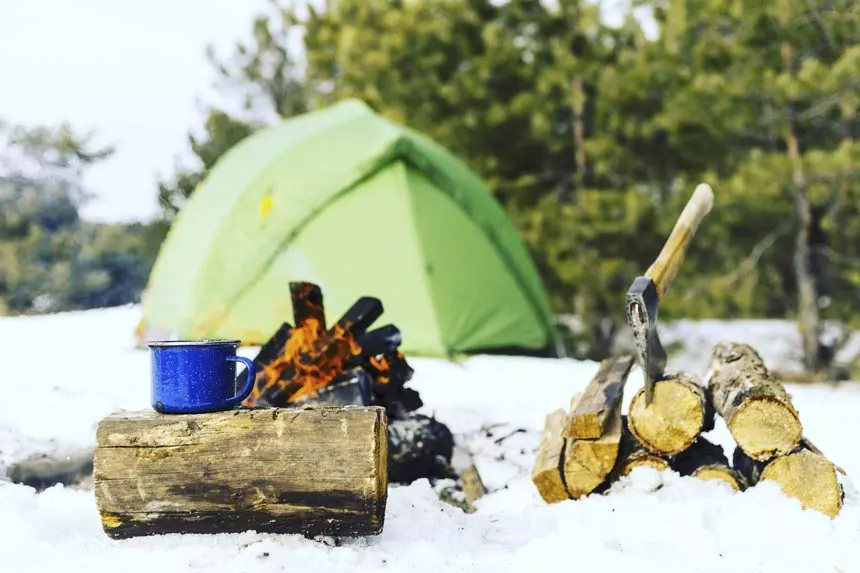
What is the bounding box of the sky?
[0,0,648,224]
[0,0,268,222]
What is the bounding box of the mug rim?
[147,339,241,348]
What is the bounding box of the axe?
[625,183,714,405]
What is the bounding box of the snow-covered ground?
[3,306,860,572]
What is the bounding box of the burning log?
[612,417,671,477]
[563,355,633,439]
[671,437,746,491]
[733,438,845,518]
[627,371,714,457]
[241,282,416,414]
[531,408,570,503]
[235,282,449,485]
[705,342,802,461]
[288,368,372,407]
[93,407,388,539]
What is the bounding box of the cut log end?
[620,456,671,476]
[692,466,745,491]
[706,342,802,461]
[531,409,569,504]
[731,397,803,461]
[760,449,842,518]
[564,402,622,499]
[628,373,709,456]
[615,416,671,477]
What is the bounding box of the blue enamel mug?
[148,339,256,414]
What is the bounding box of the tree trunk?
[568,0,587,190]
[781,38,821,372]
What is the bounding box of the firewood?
[627,371,714,456]
[461,465,487,505]
[531,408,569,503]
[564,399,623,499]
[93,407,388,539]
[671,437,746,491]
[291,282,326,330]
[733,438,844,518]
[613,416,671,477]
[562,355,633,439]
[705,342,802,461]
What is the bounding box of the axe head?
[625,276,666,405]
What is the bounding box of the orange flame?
[244,317,366,406]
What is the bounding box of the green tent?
[141,99,558,357]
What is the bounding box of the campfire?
[237,282,454,485]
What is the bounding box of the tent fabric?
[141,99,558,357]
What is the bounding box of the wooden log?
[531,408,570,503]
[627,371,714,456]
[562,355,633,439]
[613,416,671,477]
[733,438,844,518]
[290,282,326,330]
[671,437,746,491]
[93,406,388,539]
[705,342,802,461]
[564,399,623,499]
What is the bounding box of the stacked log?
[671,437,746,491]
[531,356,632,502]
[627,371,714,456]
[532,342,849,518]
[704,342,802,461]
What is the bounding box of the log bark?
[93,406,388,539]
[628,371,714,456]
[564,399,623,499]
[531,409,570,503]
[705,342,802,461]
[671,437,746,491]
[562,355,633,439]
[612,416,671,477]
[733,438,844,518]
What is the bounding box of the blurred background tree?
[0,121,166,313]
[6,0,856,373]
[155,0,860,369]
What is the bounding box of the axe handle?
[645,183,714,299]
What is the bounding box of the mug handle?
[224,356,257,408]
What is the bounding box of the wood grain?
[733,438,844,518]
[564,399,622,498]
[94,406,388,539]
[628,371,713,456]
[531,409,570,503]
[563,355,633,439]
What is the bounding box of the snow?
[3,306,860,572]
